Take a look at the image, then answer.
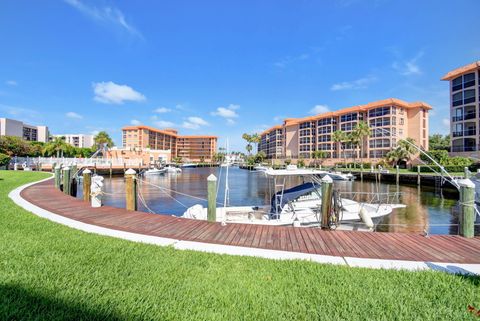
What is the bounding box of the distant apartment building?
[54,134,94,148]
[441,61,480,155]
[121,126,217,162]
[0,117,49,142]
[259,98,431,164]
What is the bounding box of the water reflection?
[77,167,478,236]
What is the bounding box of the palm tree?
[353,121,371,164]
[397,137,418,167]
[347,131,359,163]
[242,133,253,155]
[385,138,417,167]
[251,133,261,153]
[42,137,68,157]
[385,148,407,166]
[332,130,347,166]
[311,150,328,168]
[94,131,114,148]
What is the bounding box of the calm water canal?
[79,167,480,236]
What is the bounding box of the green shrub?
[412,165,470,173]
[420,150,472,167]
[0,153,11,167]
[420,150,449,164]
[297,159,305,168]
[343,162,372,169]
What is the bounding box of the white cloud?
[442,118,450,127]
[274,53,310,68]
[130,119,141,125]
[330,75,376,91]
[309,105,330,114]
[66,111,83,119]
[154,107,171,113]
[211,104,239,124]
[154,120,175,128]
[93,81,146,104]
[182,117,209,129]
[64,0,142,38]
[392,51,424,76]
[5,80,17,86]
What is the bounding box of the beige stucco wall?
[284,124,299,159]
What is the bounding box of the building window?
[452,92,463,106]
[452,76,463,91]
[399,118,404,125]
[340,113,357,122]
[464,89,476,104]
[463,73,475,88]
[368,107,390,118]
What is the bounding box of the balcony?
[452,112,476,122]
[452,129,476,137]
[451,146,477,152]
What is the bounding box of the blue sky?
[0,0,479,151]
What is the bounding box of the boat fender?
[183,204,206,220]
[359,207,374,229]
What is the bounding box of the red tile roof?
[441,61,480,81]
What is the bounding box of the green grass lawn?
[1,171,479,320]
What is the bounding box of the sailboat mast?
[223,138,230,207]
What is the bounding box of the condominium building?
[0,118,49,142]
[54,134,95,148]
[121,126,217,162]
[259,98,431,165]
[441,61,480,155]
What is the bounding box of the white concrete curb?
[8,177,480,275]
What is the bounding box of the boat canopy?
[270,182,321,217]
[264,168,327,176]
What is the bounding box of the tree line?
[0,131,115,165]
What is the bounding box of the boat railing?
[337,191,403,205]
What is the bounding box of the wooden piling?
[464,167,469,179]
[417,166,421,186]
[207,174,217,222]
[458,179,475,238]
[360,164,363,181]
[396,165,399,185]
[62,166,71,195]
[109,162,112,178]
[54,165,62,189]
[123,162,126,173]
[94,162,97,174]
[320,175,333,229]
[83,168,92,202]
[125,169,137,211]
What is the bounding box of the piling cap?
[62,166,70,170]
[83,168,91,174]
[321,175,333,183]
[125,168,137,175]
[207,174,217,181]
[457,178,475,189]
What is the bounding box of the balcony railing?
[452,112,476,122]
[452,129,476,137]
[451,146,477,152]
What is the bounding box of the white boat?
[143,167,166,175]
[165,165,182,173]
[181,163,197,168]
[183,170,405,227]
[253,165,270,172]
[320,171,355,181]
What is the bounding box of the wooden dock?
[20,179,480,264]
